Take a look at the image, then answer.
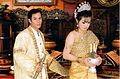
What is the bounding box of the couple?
[13,1,102,79]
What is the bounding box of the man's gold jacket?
[13,26,68,79]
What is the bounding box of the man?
[13,9,68,79]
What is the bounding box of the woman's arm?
[63,32,78,62]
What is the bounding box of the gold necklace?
[78,30,87,40]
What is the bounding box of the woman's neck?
[78,28,87,33]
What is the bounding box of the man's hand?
[35,63,43,73]
[32,63,43,79]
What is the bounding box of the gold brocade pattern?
[13,48,25,53]
[70,30,99,79]
[28,26,46,63]
[28,26,68,77]
[71,30,99,58]
[28,26,47,79]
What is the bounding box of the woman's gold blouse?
[71,30,99,58]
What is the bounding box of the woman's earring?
[76,24,78,27]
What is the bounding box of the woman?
[63,1,102,79]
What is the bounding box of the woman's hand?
[95,55,102,66]
[85,55,102,67]
[84,57,96,67]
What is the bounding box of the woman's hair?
[27,9,42,20]
[74,1,92,21]
[76,10,92,21]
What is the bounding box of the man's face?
[29,12,42,30]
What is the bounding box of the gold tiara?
[74,1,91,18]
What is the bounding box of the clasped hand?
[35,63,43,72]
[84,55,102,67]
[32,63,43,79]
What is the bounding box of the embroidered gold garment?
[69,30,99,79]
[13,26,68,79]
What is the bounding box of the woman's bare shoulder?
[65,30,77,42]
[68,30,77,37]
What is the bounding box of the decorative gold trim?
[62,0,79,4]
[13,48,25,53]
[14,0,56,6]
[27,26,46,79]
[97,0,119,7]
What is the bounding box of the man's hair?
[27,9,42,20]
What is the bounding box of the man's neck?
[31,26,39,32]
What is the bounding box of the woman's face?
[29,12,42,31]
[78,17,91,31]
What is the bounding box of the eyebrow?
[33,16,41,19]
[82,20,91,22]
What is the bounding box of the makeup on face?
[81,17,91,24]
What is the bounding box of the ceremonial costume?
[14,26,68,79]
[69,30,99,79]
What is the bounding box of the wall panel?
[0,0,64,10]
